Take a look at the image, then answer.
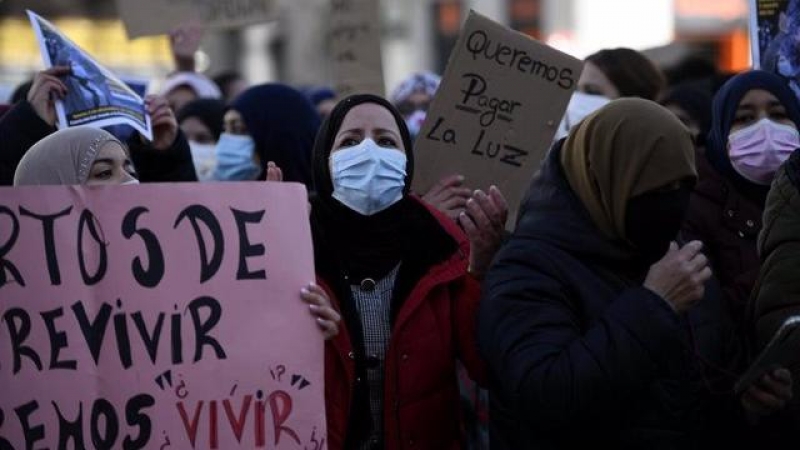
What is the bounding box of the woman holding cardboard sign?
[269,93,507,449]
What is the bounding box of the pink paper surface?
[0,182,326,449]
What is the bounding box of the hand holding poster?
[116,0,276,39]
[749,0,800,97]
[27,11,153,140]
[328,0,386,97]
[413,11,582,228]
[0,183,327,449]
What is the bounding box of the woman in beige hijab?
[14,126,138,186]
[479,98,789,449]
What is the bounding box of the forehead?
[337,103,400,134]
[737,89,781,108]
[579,62,607,82]
[95,141,128,160]
[224,109,244,122]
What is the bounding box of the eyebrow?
[91,158,132,167]
[338,127,401,138]
[737,100,785,110]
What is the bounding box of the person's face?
[317,99,337,120]
[221,109,260,168]
[395,91,433,118]
[86,141,137,186]
[665,104,701,143]
[331,103,405,156]
[223,109,248,135]
[181,117,216,144]
[577,61,620,99]
[167,86,197,113]
[730,89,796,134]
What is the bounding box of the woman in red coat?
[307,94,507,449]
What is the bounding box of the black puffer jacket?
[479,143,747,449]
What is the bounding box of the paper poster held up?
[27,10,153,140]
[413,10,583,229]
[748,0,800,98]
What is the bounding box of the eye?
[769,109,789,121]
[377,137,397,148]
[94,170,113,180]
[338,137,360,148]
[732,113,755,126]
[580,85,603,96]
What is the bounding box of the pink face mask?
[728,118,800,185]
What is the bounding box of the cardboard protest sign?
[328,0,385,97]
[28,11,153,140]
[0,183,327,449]
[116,0,275,39]
[749,0,800,97]
[413,10,582,228]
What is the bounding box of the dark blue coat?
[478,143,746,449]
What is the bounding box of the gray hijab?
[14,127,123,186]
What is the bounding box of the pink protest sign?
[0,182,327,449]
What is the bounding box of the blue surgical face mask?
[213,133,261,181]
[330,138,407,216]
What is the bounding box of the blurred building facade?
[0,0,751,100]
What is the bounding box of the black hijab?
[311,94,416,281]
[231,83,320,188]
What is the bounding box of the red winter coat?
[320,199,488,450]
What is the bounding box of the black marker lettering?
[41,307,78,370]
[19,206,72,286]
[4,308,42,374]
[175,205,224,283]
[0,206,24,288]
[188,296,227,362]
[232,209,267,280]
[122,207,165,288]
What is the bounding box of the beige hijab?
[560,98,697,241]
[14,127,122,186]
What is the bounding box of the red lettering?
[223,395,252,442]
[177,401,203,448]
[209,400,218,449]
[268,391,300,446]
[256,400,266,447]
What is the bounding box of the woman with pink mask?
[683,71,800,338]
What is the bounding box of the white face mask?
[189,141,218,182]
[121,179,140,185]
[555,92,611,141]
[330,138,407,216]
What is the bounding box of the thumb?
[667,241,679,254]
